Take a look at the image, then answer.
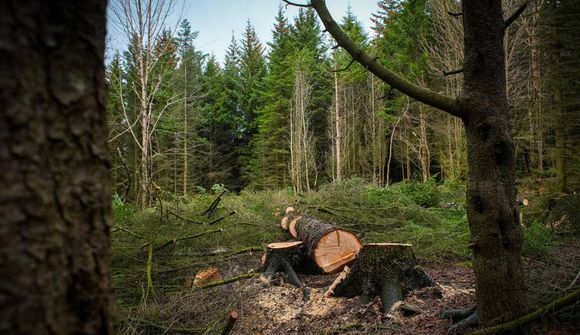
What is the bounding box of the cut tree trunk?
[281,208,362,274]
[260,241,305,287]
[326,243,435,313]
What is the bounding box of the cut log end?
[190,267,221,287]
[314,229,362,274]
[267,241,303,249]
[260,241,305,287]
[288,216,302,238]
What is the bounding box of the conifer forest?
[0,0,579,334]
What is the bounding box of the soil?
[227,255,579,335]
[233,262,477,335]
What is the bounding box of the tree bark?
[461,0,527,329]
[305,0,528,329]
[0,0,114,334]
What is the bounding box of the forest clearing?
[1,0,580,334]
[111,180,580,334]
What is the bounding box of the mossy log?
[326,243,435,313]
[281,208,362,274]
[259,241,305,287]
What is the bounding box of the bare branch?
[309,0,461,117]
[282,0,312,8]
[443,69,463,76]
[504,3,527,30]
[333,58,355,73]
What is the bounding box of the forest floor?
[111,179,580,334]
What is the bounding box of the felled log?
[260,241,305,287]
[281,208,362,274]
[325,243,435,313]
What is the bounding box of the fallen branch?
[208,211,237,225]
[504,3,527,30]
[146,243,156,298]
[167,209,204,224]
[443,69,463,76]
[203,190,227,218]
[111,226,145,239]
[152,228,223,252]
[468,288,580,335]
[195,273,259,290]
[319,323,363,335]
[127,316,203,334]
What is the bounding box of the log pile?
[258,207,436,313]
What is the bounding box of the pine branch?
[282,0,312,8]
[468,288,580,335]
[444,69,463,76]
[309,0,461,117]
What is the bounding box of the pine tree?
[238,20,267,185]
[289,8,332,186]
[249,7,294,188]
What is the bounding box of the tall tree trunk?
[333,58,342,182]
[462,0,527,328]
[307,0,528,327]
[0,0,114,333]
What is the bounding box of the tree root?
[467,288,580,335]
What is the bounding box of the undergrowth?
[110,179,556,334]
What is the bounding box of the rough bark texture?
[461,0,527,329]
[294,215,362,274]
[0,0,114,334]
[307,0,528,329]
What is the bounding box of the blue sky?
[107,0,379,64]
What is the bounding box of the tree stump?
[326,243,435,313]
[259,241,305,287]
[281,208,362,274]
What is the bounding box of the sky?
[107,0,379,64]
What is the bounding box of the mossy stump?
[326,243,435,313]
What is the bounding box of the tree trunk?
[461,0,527,329]
[0,0,114,334]
[281,209,362,274]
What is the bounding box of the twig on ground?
[203,190,228,218]
[167,209,205,224]
[151,228,224,252]
[208,211,237,225]
[468,288,580,335]
[195,273,259,290]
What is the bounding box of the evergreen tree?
[249,7,294,188]
[290,8,332,186]
[238,20,267,185]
